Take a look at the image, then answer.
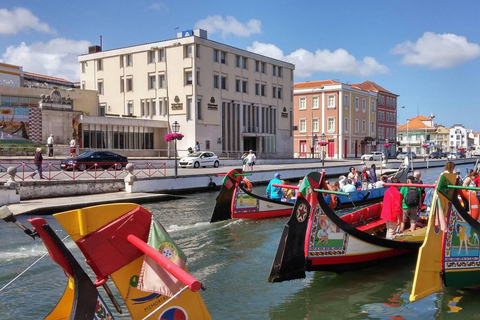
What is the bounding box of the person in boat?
[242,177,252,192]
[413,170,425,194]
[380,177,403,239]
[266,172,282,200]
[342,179,357,193]
[368,164,378,188]
[462,170,478,187]
[375,175,388,188]
[282,180,294,202]
[338,175,347,190]
[399,175,422,233]
[361,166,369,190]
[444,161,456,174]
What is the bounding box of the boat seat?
[357,218,386,232]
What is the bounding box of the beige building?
[79,29,295,158]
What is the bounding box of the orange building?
[294,80,386,159]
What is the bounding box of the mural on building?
[0,107,30,139]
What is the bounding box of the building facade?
[79,29,295,158]
[397,115,436,155]
[449,124,471,152]
[293,80,378,159]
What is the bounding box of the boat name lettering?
[143,296,169,312]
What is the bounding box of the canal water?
[1,164,479,319]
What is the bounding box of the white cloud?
[391,32,480,69]
[247,41,389,77]
[0,7,55,35]
[149,2,167,11]
[2,39,91,81]
[195,15,261,38]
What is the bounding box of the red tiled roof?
[294,80,340,89]
[398,117,430,130]
[351,80,398,96]
[24,72,73,84]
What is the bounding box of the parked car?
[179,151,220,168]
[60,151,128,171]
[428,152,442,159]
[448,152,466,159]
[440,152,448,158]
[360,151,385,161]
[396,151,417,160]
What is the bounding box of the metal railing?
[0,161,166,181]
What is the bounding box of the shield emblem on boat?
[296,203,308,223]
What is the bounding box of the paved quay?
[3,156,476,216]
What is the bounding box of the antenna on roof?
[100,35,102,50]
[174,27,179,37]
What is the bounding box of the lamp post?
[172,121,180,178]
[319,133,327,167]
[384,138,389,164]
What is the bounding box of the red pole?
[127,234,202,292]
[384,183,436,188]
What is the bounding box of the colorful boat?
[410,175,480,302]
[0,204,211,320]
[268,171,437,283]
[210,162,410,222]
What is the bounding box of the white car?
[179,151,220,168]
[361,151,385,161]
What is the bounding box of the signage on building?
[281,106,288,118]
[207,97,218,110]
[182,29,194,37]
[171,95,183,110]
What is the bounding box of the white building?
[79,29,295,158]
[449,124,470,151]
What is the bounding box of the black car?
[60,151,128,171]
[429,152,442,159]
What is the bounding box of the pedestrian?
[69,137,76,157]
[195,141,200,151]
[245,150,256,171]
[46,134,56,157]
[266,172,282,200]
[368,164,377,188]
[413,170,425,196]
[30,147,44,179]
[380,177,403,239]
[361,165,369,190]
[399,175,422,233]
[241,152,248,172]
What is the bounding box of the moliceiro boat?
[410,176,480,302]
[210,161,410,223]
[268,171,444,283]
[0,204,211,320]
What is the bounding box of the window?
[344,94,348,108]
[97,59,103,71]
[213,50,218,62]
[152,100,156,116]
[148,74,156,89]
[81,62,85,73]
[312,118,319,132]
[278,67,282,77]
[371,121,375,135]
[278,87,282,99]
[120,77,124,92]
[355,119,359,132]
[355,97,359,111]
[185,71,193,85]
[148,51,156,63]
[186,45,193,58]
[362,99,366,113]
[272,65,276,76]
[255,60,259,72]
[197,98,202,120]
[261,84,266,96]
[327,118,335,132]
[159,49,165,62]
[327,95,335,108]
[242,80,247,93]
[221,76,227,90]
[126,77,133,91]
[261,62,265,73]
[214,75,219,88]
[312,96,319,109]
[187,98,192,120]
[220,51,226,64]
[235,79,241,92]
[255,83,259,95]
[159,74,165,88]
[196,71,200,85]
[97,80,104,95]
[241,57,247,69]
[127,101,133,115]
[99,104,105,116]
[126,54,132,67]
[344,117,348,132]
[371,101,375,113]
[196,44,200,58]
[299,97,306,110]
[362,120,366,133]
[272,86,277,98]
[299,119,307,132]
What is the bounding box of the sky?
[1,0,479,131]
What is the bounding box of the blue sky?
[1,0,479,131]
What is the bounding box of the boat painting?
[268,171,444,283]
[0,203,211,320]
[410,177,480,302]
[210,161,410,223]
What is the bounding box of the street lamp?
[172,121,180,178]
[319,133,327,167]
[384,138,390,164]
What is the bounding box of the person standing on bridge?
[246,150,256,171]
[30,147,44,179]
[46,134,56,157]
